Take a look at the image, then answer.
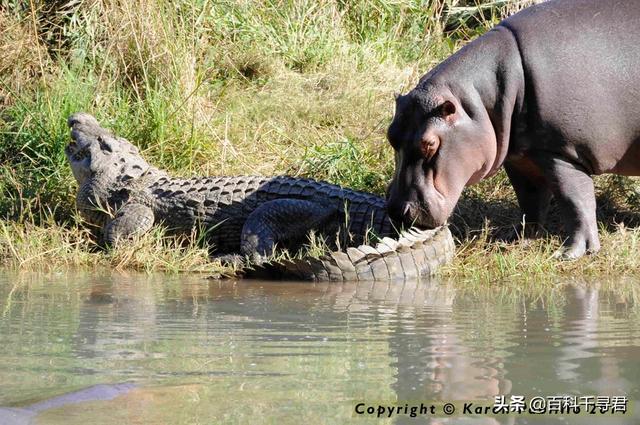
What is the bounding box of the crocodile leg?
[240,199,341,263]
[104,203,155,246]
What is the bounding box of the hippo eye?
[420,138,439,161]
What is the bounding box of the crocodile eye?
[420,138,439,161]
[97,136,113,153]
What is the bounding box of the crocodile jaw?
[66,112,151,185]
[65,139,92,185]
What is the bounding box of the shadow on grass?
[448,177,640,244]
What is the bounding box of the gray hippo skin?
[386,0,640,259]
[65,113,454,281]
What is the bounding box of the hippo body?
[387,0,640,258]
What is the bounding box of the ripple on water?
[0,273,640,424]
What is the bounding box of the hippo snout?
[387,200,445,229]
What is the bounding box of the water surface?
[0,272,638,424]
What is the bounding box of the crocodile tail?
[276,226,455,281]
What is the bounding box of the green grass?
[2,0,640,282]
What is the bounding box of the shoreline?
[3,217,640,283]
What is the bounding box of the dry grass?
[0,216,236,275]
[441,222,640,284]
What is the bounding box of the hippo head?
[65,113,151,186]
[386,84,497,228]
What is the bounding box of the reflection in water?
[0,272,639,424]
[0,383,135,425]
[387,284,512,425]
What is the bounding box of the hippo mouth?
[406,203,446,229]
[388,201,446,230]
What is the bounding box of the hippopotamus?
[386,0,640,259]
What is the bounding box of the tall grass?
[0,0,529,216]
[2,0,639,281]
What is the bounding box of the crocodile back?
[148,175,393,252]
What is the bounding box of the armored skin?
[65,113,454,281]
[386,0,640,259]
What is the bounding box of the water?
[0,272,639,424]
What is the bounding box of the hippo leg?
[545,158,600,259]
[504,162,552,240]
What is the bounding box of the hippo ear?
[440,100,457,124]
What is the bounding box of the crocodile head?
[66,113,151,185]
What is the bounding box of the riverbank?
[2,204,640,283]
[2,0,640,282]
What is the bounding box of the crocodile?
[65,112,455,281]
